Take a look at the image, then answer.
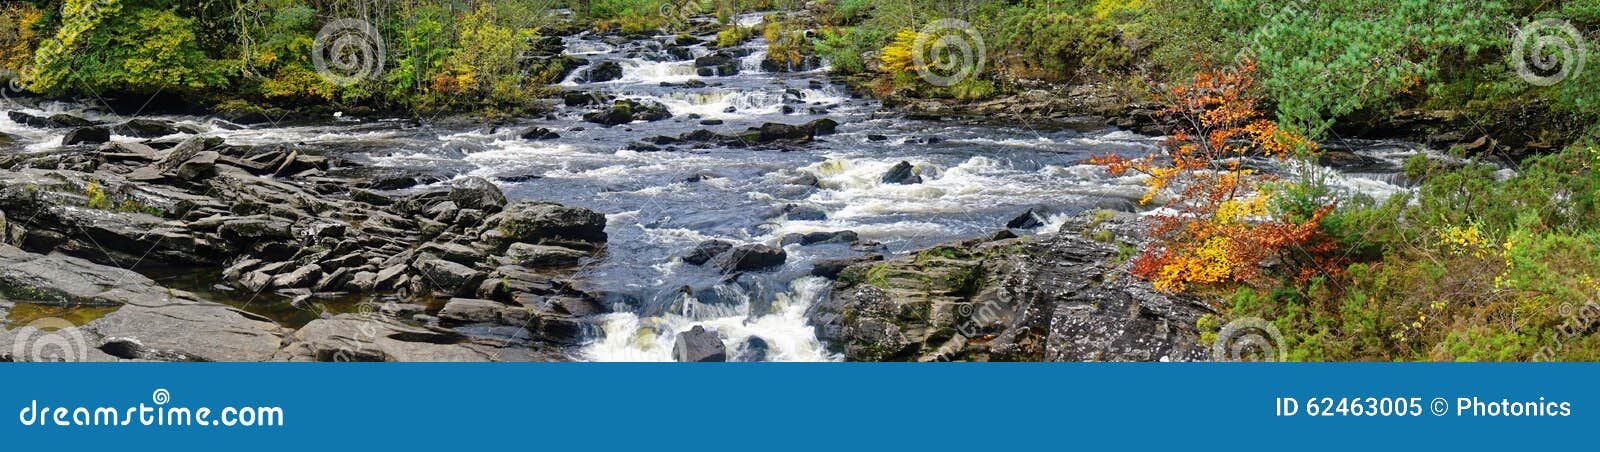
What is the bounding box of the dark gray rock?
[113,118,183,138]
[673,325,726,362]
[438,298,507,324]
[486,201,608,247]
[712,244,786,273]
[580,60,624,83]
[62,126,111,145]
[880,161,922,185]
[414,258,484,297]
[681,239,733,266]
[1006,206,1053,229]
[732,336,769,362]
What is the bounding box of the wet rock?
[694,52,740,77]
[519,127,561,140]
[62,126,111,146]
[486,201,608,247]
[174,151,219,181]
[113,118,183,138]
[505,243,588,268]
[880,161,922,185]
[271,264,324,289]
[782,204,827,221]
[673,325,726,362]
[712,244,786,273]
[49,114,97,127]
[1006,206,1053,229]
[580,60,624,83]
[583,99,671,126]
[562,91,612,107]
[8,111,54,128]
[681,239,733,266]
[449,176,508,213]
[0,245,286,361]
[732,336,769,362]
[810,213,1214,362]
[811,253,884,279]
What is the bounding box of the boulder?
[1006,206,1053,229]
[810,213,1214,362]
[712,244,786,273]
[681,239,733,266]
[113,118,183,138]
[414,258,484,297]
[732,336,769,362]
[811,254,884,279]
[580,60,624,83]
[449,176,508,213]
[880,161,922,185]
[487,201,608,246]
[519,127,561,141]
[672,325,726,362]
[62,126,111,146]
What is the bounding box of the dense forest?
[3,0,1599,361]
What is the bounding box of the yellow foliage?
[1438,224,1489,258]
[879,29,918,74]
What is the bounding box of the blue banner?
[1,363,1592,450]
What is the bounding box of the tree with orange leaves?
[1091,61,1341,292]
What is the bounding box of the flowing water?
[0,14,1430,361]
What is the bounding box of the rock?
[672,325,726,362]
[1006,207,1053,229]
[867,134,889,141]
[439,298,507,324]
[583,99,671,126]
[712,244,786,273]
[732,336,769,362]
[782,204,827,221]
[487,201,608,247]
[806,118,840,136]
[414,258,484,297]
[8,111,54,128]
[271,264,324,289]
[810,213,1214,362]
[880,161,922,185]
[681,239,733,266]
[48,114,97,127]
[62,126,111,145]
[0,245,286,361]
[798,230,857,245]
[174,151,219,181]
[693,52,740,77]
[562,91,611,107]
[580,60,624,83]
[505,243,588,267]
[113,118,183,138]
[449,176,508,213]
[276,314,561,361]
[811,254,884,279]
[519,127,561,140]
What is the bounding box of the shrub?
[1091,62,1335,291]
